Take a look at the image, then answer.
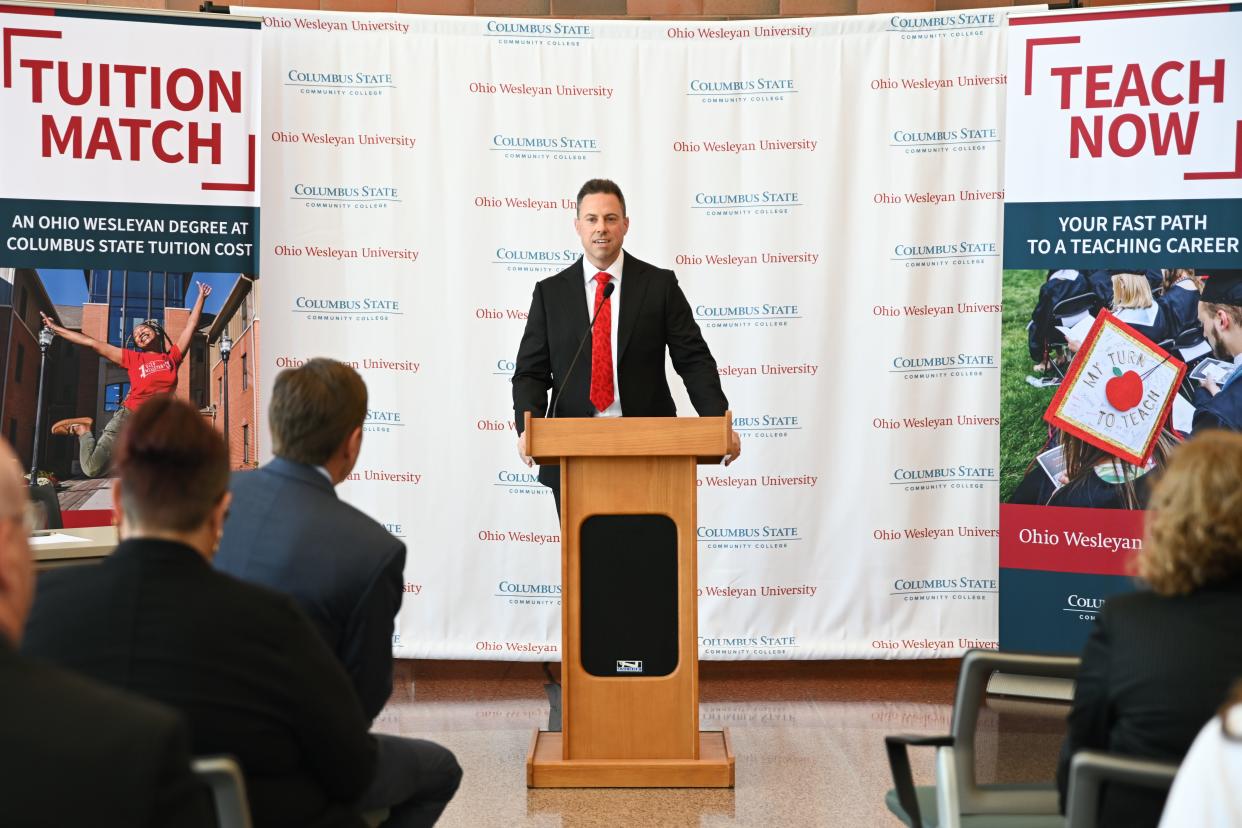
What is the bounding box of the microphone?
[551,280,614,420]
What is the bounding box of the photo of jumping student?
[40,282,211,478]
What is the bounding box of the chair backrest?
[1064,749,1177,828]
[1052,292,1098,321]
[193,756,253,828]
[1175,324,1205,347]
[950,650,1080,815]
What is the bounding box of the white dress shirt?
[583,251,623,417]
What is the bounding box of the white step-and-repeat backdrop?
[251,7,1020,659]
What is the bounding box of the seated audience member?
[1057,431,1242,828]
[1159,682,1242,827]
[1109,271,1172,344]
[1044,431,1176,510]
[1086,268,1115,306]
[1192,270,1242,434]
[216,358,404,723]
[1028,269,1093,371]
[1158,269,1202,335]
[0,438,211,828]
[23,396,461,828]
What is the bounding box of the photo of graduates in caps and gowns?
[1001,268,1242,511]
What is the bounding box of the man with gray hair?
[0,438,210,826]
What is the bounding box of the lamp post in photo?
[29,325,55,487]
[220,329,232,466]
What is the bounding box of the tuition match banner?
[0,4,261,271]
[254,7,1028,660]
[0,3,260,525]
[1000,2,1242,653]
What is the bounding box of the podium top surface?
[526,414,732,464]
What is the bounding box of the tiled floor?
[375,660,1069,827]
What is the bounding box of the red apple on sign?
[1105,367,1143,411]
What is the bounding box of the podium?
[523,412,736,788]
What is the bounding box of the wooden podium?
[523,412,736,789]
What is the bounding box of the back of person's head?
[1111,272,1154,309]
[115,396,229,532]
[1141,432,1242,595]
[1163,268,1201,292]
[1201,300,1242,329]
[0,438,33,645]
[1059,430,1175,511]
[576,179,626,216]
[269,358,367,466]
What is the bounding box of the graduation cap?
[1045,309,1186,466]
[1201,269,1242,306]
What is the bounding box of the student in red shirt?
[41,282,211,478]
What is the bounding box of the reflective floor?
[374,660,1069,827]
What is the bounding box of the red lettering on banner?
[1051,59,1225,110]
[1069,112,1198,159]
[1000,503,1144,576]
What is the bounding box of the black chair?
[885,650,1080,827]
[1041,293,1099,380]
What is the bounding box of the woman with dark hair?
[1044,430,1177,510]
[1057,431,1242,828]
[39,281,210,477]
[1159,681,1242,826]
[23,395,386,827]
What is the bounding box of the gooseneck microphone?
[550,281,614,420]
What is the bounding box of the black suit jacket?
[1056,579,1242,827]
[512,252,728,486]
[23,539,377,828]
[215,457,406,722]
[0,640,211,827]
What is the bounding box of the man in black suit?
[216,358,404,723]
[0,438,210,828]
[513,178,740,507]
[23,396,459,828]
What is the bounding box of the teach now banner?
[1000,2,1242,654]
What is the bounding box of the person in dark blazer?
[512,179,740,505]
[1027,269,1094,370]
[216,358,404,724]
[1056,431,1242,828]
[1192,271,1242,434]
[23,397,459,828]
[0,437,211,828]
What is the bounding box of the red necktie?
[589,272,614,412]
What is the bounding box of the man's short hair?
[114,395,229,532]
[1202,301,1242,329]
[576,179,626,216]
[269,358,368,466]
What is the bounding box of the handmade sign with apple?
[1045,309,1186,466]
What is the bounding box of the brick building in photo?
[208,275,261,470]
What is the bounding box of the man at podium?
[512,178,740,510]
